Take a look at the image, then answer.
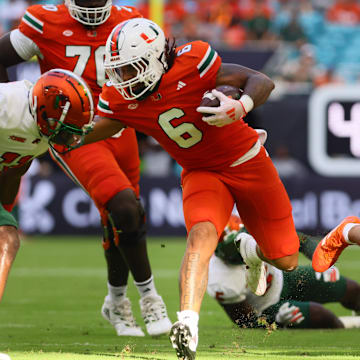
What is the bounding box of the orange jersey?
[19,4,142,100]
[98,41,259,171]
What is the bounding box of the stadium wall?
[19,173,360,237]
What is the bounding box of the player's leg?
[312,216,360,272]
[0,204,20,301]
[101,226,144,336]
[50,132,171,336]
[229,147,299,272]
[50,142,145,336]
[340,278,360,313]
[106,190,172,336]
[170,170,234,360]
[281,265,347,303]
[106,135,172,336]
[278,265,358,328]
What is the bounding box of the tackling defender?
[79,18,300,359]
[208,215,360,329]
[0,69,94,302]
[0,0,172,336]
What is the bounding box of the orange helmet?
[30,69,94,152]
[219,214,244,242]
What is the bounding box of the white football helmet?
[65,0,112,26]
[104,18,167,100]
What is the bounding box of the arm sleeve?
[298,232,318,260]
[10,29,41,61]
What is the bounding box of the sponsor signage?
[19,174,360,236]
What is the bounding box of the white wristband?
[239,94,254,114]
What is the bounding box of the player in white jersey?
[0,68,94,302]
[207,215,360,329]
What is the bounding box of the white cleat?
[234,232,267,296]
[101,296,145,336]
[140,294,172,336]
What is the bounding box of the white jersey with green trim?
[207,254,283,314]
[245,265,283,314]
[0,80,48,172]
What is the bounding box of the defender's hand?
[275,302,305,326]
[315,266,340,282]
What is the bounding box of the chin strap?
[49,123,93,154]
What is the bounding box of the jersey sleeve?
[18,5,48,51]
[176,41,221,92]
[97,83,122,119]
[10,29,41,61]
[194,41,221,81]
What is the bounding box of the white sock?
[107,282,127,304]
[339,316,360,328]
[343,223,359,244]
[177,310,199,338]
[134,275,157,298]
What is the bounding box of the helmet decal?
[104,18,167,100]
[30,69,94,152]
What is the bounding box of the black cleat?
[169,321,197,360]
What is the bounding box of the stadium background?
[2,0,359,237]
[1,1,360,359]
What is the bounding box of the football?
[200,85,242,117]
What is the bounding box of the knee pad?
[117,222,147,248]
[103,193,146,250]
[107,190,145,233]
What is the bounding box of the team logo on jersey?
[9,135,26,143]
[128,103,138,110]
[87,30,97,37]
[177,81,186,91]
[150,93,162,102]
[63,30,73,37]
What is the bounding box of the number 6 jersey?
[97,41,260,171]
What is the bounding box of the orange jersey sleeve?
[18,4,142,101]
[98,41,259,171]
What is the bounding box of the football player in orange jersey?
[0,1,172,337]
[78,18,300,359]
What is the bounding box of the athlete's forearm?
[216,63,274,110]
[241,72,275,109]
[0,32,25,83]
[83,116,125,145]
[0,165,28,205]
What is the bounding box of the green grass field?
[1,236,360,360]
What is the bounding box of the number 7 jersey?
[98,41,259,171]
[16,4,142,100]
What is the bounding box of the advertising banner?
[19,173,360,237]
